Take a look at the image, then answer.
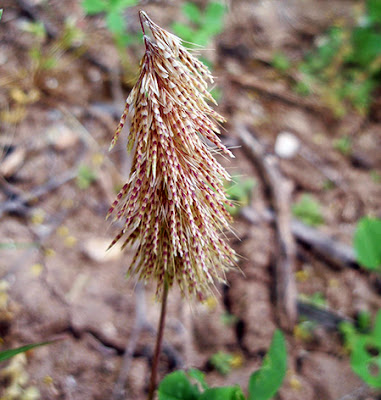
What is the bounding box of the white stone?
[274,131,300,159]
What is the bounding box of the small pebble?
[274,131,300,159]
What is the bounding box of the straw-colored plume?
[107,11,236,300]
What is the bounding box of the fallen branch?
[297,301,353,330]
[112,283,146,400]
[0,168,78,218]
[230,74,328,114]
[240,207,358,269]
[16,0,110,73]
[235,123,297,330]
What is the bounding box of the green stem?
[147,281,169,400]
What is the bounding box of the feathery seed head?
[108,11,237,300]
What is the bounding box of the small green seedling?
[370,171,381,183]
[210,351,234,375]
[158,330,287,400]
[341,309,381,388]
[357,310,372,332]
[294,320,318,342]
[292,194,324,227]
[0,340,58,363]
[22,19,84,71]
[272,52,291,72]
[299,292,327,308]
[172,1,227,47]
[76,164,97,190]
[225,176,256,216]
[82,0,139,48]
[354,216,381,271]
[220,312,239,327]
[333,136,352,155]
[248,329,287,400]
[295,0,381,115]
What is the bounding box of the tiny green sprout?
[220,312,238,326]
[322,179,335,191]
[248,329,287,400]
[357,310,372,332]
[299,291,327,308]
[333,136,352,155]
[0,340,59,363]
[272,52,291,72]
[225,176,256,216]
[210,87,222,103]
[0,242,38,250]
[172,1,227,47]
[294,320,317,342]
[368,0,381,24]
[22,21,46,40]
[340,309,381,388]
[295,2,381,115]
[354,216,381,271]
[292,194,324,227]
[158,330,286,400]
[210,351,234,375]
[0,9,3,21]
[76,164,97,190]
[293,80,311,96]
[81,0,139,50]
[370,170,381,183]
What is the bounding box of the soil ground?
[1,1,381,399]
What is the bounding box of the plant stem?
[147,281,169,400]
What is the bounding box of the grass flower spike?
[108,11,236,300]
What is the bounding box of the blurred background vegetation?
[0,1,381,399]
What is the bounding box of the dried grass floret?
[108,11,237,300]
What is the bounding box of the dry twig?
[240,207,358,269]
[112,283,146,400]
[230,74,327,114]
[0,168,78,218]
[235,123,297,329]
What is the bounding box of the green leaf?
[0,340,57,362]
[0,242,38,250]
[272,52,291,72]
[210,352,234,375]
[76,165,97,190]
[205,2,226,22]
[111,0,138,10]
[192,31,211,47]
[351,27,381,66]
[203,2,226,36]
[333,136,351,155]
[367,0,381,24]
[158,371,201,400]
[354,217,381,270]
[0,9,3,21]
[342,310,381,388]
[106,10,126,34]
[350,332,381,387]
[188,369,209,390]
[183,2,202,24]
[299,292,327,308]
[172,22,196,43]
[357,310,372,332]
[199,386,245,400]
[225,176,256,216]
[41,56,58,70]
[248,329,287,400]
[292,194,324,227]
[81,0,106,14]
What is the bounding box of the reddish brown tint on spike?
[107,11,237,299]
